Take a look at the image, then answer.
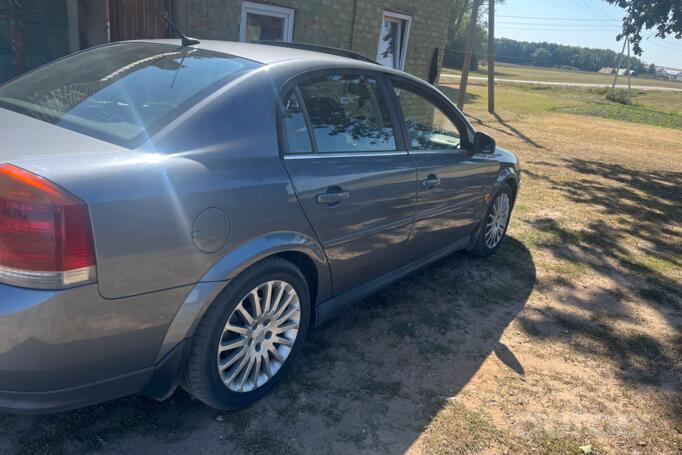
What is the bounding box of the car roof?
[136,39,374,66]
[129,39,432,88]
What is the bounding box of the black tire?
[470,184,514,257]
[181,257,310,410]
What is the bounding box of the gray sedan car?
[0,40,519,414]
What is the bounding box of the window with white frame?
[376,11,411,70]
[240,1,294,43]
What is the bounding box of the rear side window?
[281,90,313,154]
[297,74,397,153]
[392,81,463,151]
[0,43,261,148]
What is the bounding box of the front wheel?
[181,257,310,410]
[471,184,513,256]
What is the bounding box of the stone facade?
[184,0,453,81]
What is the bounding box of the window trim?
[386,75,475,152]
[277,68,406,157]
[279,88,315,156]
[239,1,295,43]
[376,11,412,71]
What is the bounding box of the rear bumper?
[0,367,153,415]
[0,339,191,415]
[0,282,191,414]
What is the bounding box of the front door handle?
[421,175,441,189]
[316,188,350,206]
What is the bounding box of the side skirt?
[314,236,471,326]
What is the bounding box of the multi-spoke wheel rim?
[217,280,301,393]
[485,193,510,249]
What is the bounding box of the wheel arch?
[468,167,519,251]
[145,233,331,400]
[156,231,331,362]
[495,166,520,206]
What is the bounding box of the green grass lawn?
[443,63,682,90]
[439,81,682,130]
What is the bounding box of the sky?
[495,0,682,69]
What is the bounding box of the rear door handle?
[316,189,350,205]
[421,175,441,189]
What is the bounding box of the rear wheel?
[182,257,310,410]
[471,184,513,256]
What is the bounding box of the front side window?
[298,74,397,153]
[393,82,462,151]
[0,43,261,148]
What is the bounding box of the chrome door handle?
[316,190,350,205]
[421,175,441,189]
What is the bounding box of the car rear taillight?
[0,164,96,289]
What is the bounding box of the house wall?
[0,0,453,84]
[0,1,10,82]
[0,0,71,83]
[185,0,452,81]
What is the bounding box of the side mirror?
[474,132,496,154]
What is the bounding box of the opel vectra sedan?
[0,40,519,413]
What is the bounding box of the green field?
[438,78,682,130]
[443,63,682,90]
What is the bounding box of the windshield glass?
[0,43,262,148]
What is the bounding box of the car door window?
[393,82,462,151]
[298,74,397,153]
[281,90,313,154]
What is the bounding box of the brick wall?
[185,0,453,81]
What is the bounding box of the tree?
[648,63,657,76]
[603,0,682,55]
[530,48,552,67]
[492,38,653,73]
[443,17,486,70]
[443,0,504,70]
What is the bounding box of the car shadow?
[0,238,536,455]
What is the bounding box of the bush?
[606,89,632,105]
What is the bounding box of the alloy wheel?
[485,192,510,249]
[217,280,301,393]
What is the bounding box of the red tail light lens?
[0,164,96,289]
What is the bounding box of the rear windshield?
[0,43,261,148]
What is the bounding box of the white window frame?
[239,1,295,43]
[376,11,412,71]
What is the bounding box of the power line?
[588,0,620,21]
[498,21,621,28]
[497,14,619,22]
[575,0,614,22]
[645,40,682,54]
[497,26,622,32]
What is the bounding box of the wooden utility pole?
[626,38,632,97]
[487,0,495,113]
[457,0,482,110]
[610,38,628,94]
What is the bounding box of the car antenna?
[149,2,200,47]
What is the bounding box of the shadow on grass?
[0,239,536,455]
[527,158,682,308]
[437,84,479,105]
[520,158,682,417]
[466,112,547,151]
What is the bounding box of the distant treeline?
[494,38,652,74]
[444,36,656,75]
